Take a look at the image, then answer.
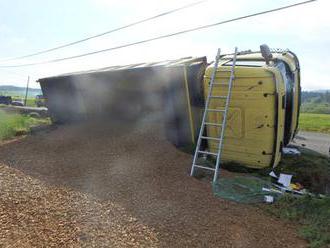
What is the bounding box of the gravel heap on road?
[0,118,307,247]
[0,163,159,247]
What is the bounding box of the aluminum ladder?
[190,47,238,183]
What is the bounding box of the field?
[299,113,330,133]
[0,85,42,98]
[301,102,330,114]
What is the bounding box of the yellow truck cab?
[204,48,300,168]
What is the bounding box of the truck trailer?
[38,46,300,169]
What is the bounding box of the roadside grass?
[222,147,330,195]
[24,98,37,107]
[299,113,330,133]
[0,98,37,107]
[11,97,36,107]
[220,147,330,248]
[274,147,330,195]
[268,148,330,248]
[0,110,50,141]
[266,195,330,248]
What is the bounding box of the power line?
[0,0,207,62]
[0,0,317,68]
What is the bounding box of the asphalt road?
[293,131,330,157]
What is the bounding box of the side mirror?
[260,44,273,65]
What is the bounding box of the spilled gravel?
[0,163,158,247]
[0,119,307,247]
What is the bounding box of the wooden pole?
[24,76,30,106]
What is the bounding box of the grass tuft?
[267,195,330,248]
[0,110,50,141]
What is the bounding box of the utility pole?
[24,76,30,106]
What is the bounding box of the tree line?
[301,91,330,104]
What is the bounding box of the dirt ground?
[0,119,307,247]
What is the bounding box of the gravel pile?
[0,163,158,247]
[0,117,307,247]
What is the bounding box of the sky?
[0,0,328,90]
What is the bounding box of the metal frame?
[190,47,238,183]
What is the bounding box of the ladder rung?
[191,47,239,183]
[193,164,215,171]
[206,109,225,112]
[198,150,218,156]
[209,96,227,99]
[204,122,222,127]
[200,136,221,141]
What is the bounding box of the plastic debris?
[264,195,274,203]
[278,173,292,187]
[213,176,281,203]
[282,147,301,156]
[290,182,304,191]
[269,171,278,178]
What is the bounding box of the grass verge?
[219,147,330,247]
[274,147,330,195]
[0,110,50,141]
[221,147,330,195]
[269,149,330,247]
[299,113,330,133]
[266,195,330,248]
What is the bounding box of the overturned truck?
[38,48,300,169]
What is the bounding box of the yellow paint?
[203,65,286,169]
[220,52,300,142]
[183,65,195,143]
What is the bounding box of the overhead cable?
[0,0,317,68]
[0,0,207,62]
